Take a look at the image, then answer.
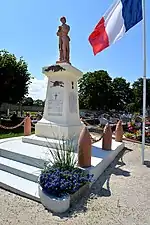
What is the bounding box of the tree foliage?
[33,99,44,106]
[22,97,34,106]
[21,98,44,106]
[0,50,31,106]
[132,78,150,110]
[111,77,133,110]
[79,70,150,112]
[78,70,112,110]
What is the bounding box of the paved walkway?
[0,141,150,225]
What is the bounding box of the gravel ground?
[0,141,150,225]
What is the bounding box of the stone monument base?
[0,137,125,204]
[30,62,84,147]
[35,118,84,140]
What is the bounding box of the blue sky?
[0,0,149,99]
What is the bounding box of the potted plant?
[38,137,93,213]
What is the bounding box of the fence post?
[115,120,123,142]
[102,123,112,150]
[78,126,91,168]
[24,113,31,136]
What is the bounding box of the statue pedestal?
[23,63,84,147]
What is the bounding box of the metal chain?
[80,118,91,126]
[0,119,25,130]
[31,121,35,127]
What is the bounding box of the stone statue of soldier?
[57,17,70,63]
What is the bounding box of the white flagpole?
[141,0,146,165]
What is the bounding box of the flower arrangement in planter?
[124,121,142,141]
[127,121,141,133]
[124,120,150,143]
[38,137,93,213]
[39,167,93,197]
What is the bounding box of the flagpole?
[141,0,146,165]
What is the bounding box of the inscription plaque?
[69,92,77,113]
[48,91,64,116]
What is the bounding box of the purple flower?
[39,167,93,197]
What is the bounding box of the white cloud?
[28,77,48,100]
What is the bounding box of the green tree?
[22,97,34,106]
[125,102,138,113]
[0,50,31,106]
[132,78,150,111]
[78,70,113,110]
[33,99,44,106]
[111,77,133,110]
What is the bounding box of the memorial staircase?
[0,136,124,202]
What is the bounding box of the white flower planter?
[38,185,70,213]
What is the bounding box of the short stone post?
[78,126,91,168]
[115,120,123,142]
[24,113,31,136]
[102,123,112,150]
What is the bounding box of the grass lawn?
[23,112,40,117]
[0,131,35,139]
[0,119,35,139]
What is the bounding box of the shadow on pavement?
[54,147,132,219]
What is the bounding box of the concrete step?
[0,170,40,202]
[0,136,125,203]
[22,135,65,149]
[22,134,78,150]
[0,157,41,183]
[0,137,49,168]
[0,147,46,168]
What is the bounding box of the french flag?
[89,0,143,55]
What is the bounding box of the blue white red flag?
[89,0,143,55]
